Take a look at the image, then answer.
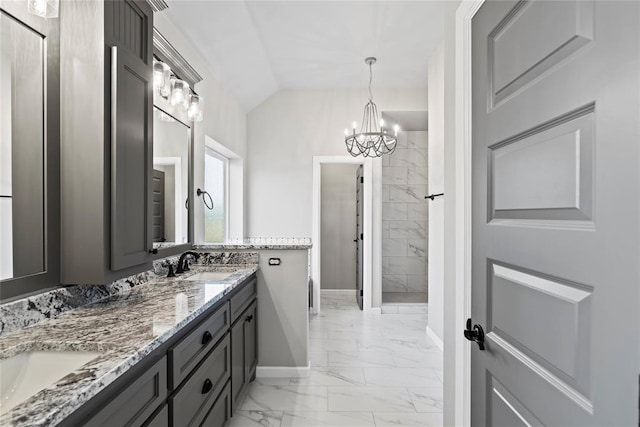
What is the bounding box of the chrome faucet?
[176,251,201,274]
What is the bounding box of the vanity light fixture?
[153,57,204,122]
[27,0,58,18]
[345,57,398,157]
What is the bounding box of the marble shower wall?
[381,131,428,296]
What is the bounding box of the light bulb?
[379,118,385,128]
[394,124,400,136]
[344,128,349,136]
[352,121,357,131]
[170,79,189,107]
[28,0,58,18]
[153,61,165,89]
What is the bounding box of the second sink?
[185,271,234,282]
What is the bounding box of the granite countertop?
[194,238,312,250]
[0,264,258,427]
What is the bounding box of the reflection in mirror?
[0,11,45,281]
[152,107,190,249]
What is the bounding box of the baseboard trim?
[256,363,311,378]
[320,289,356,295]
[426,326,444,351]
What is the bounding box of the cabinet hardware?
[201,330,213,345]
[201,378,213,394]
[245,314,254,322]
[148,248,158,254]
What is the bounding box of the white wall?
[246,88,428,238]
[154,12,247,243]
[427,46,445,343]
[320,164,358,290]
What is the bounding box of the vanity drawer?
[85,356,167,427]
[170,334,231,427]
[201,381,231,427]
[169,303,229,388]
[229,279,257,323]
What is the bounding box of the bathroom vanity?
[0,258,258,427]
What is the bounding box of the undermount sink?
[0,350,100,415]
[185,271,234,282]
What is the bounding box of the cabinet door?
[230,316,246,412]
[243,301,257,382]
[107,0,153,270]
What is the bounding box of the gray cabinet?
[201,382,231,427]
[107,0,154,271]
[85,356,167,427]
[170,335,231,427]
[169,303,229,388]
[144,405,168,427]
[230,299,258,412]
[60,0,154,285]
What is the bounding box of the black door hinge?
[360,233,363,240]
[360,177,364,183]
[360,290,363,296]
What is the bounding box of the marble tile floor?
[230,294,443,427]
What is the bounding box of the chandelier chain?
[368,61,374,101]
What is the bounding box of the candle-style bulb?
[379,118,385,128]
[344,128,349,136]
[352,121,357,131]
[394,124,399,136]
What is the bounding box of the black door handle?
[202,378,213,394]
[464,318,485,350]
[245,314,254,322]
[201,330,213,345]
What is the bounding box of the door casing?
[311,156,378,314]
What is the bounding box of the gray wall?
[381,131,428,295]
[320,164,358,290]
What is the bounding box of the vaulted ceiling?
[165,1,446,111]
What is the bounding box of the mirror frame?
[0,3,60,302]
[150,28,202,259]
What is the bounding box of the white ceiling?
[165,1,446,111]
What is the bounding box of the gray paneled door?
[356,165,364,310]
[471,1,640,425]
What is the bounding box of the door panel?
[356,166,364,310]
[472,1,640,425]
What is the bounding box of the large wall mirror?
[0,3,59,301]
[150,29,201,256]
[152,107,190,249]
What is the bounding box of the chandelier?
[345,57,398,157]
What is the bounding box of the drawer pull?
[201,330,213,345]
[245,314,254,322]
[202,378,213,394]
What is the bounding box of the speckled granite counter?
[193,237,312,251]
[0,261,258,427]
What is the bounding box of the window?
[204,148,228,243]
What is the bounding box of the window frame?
[204,147,229,243]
